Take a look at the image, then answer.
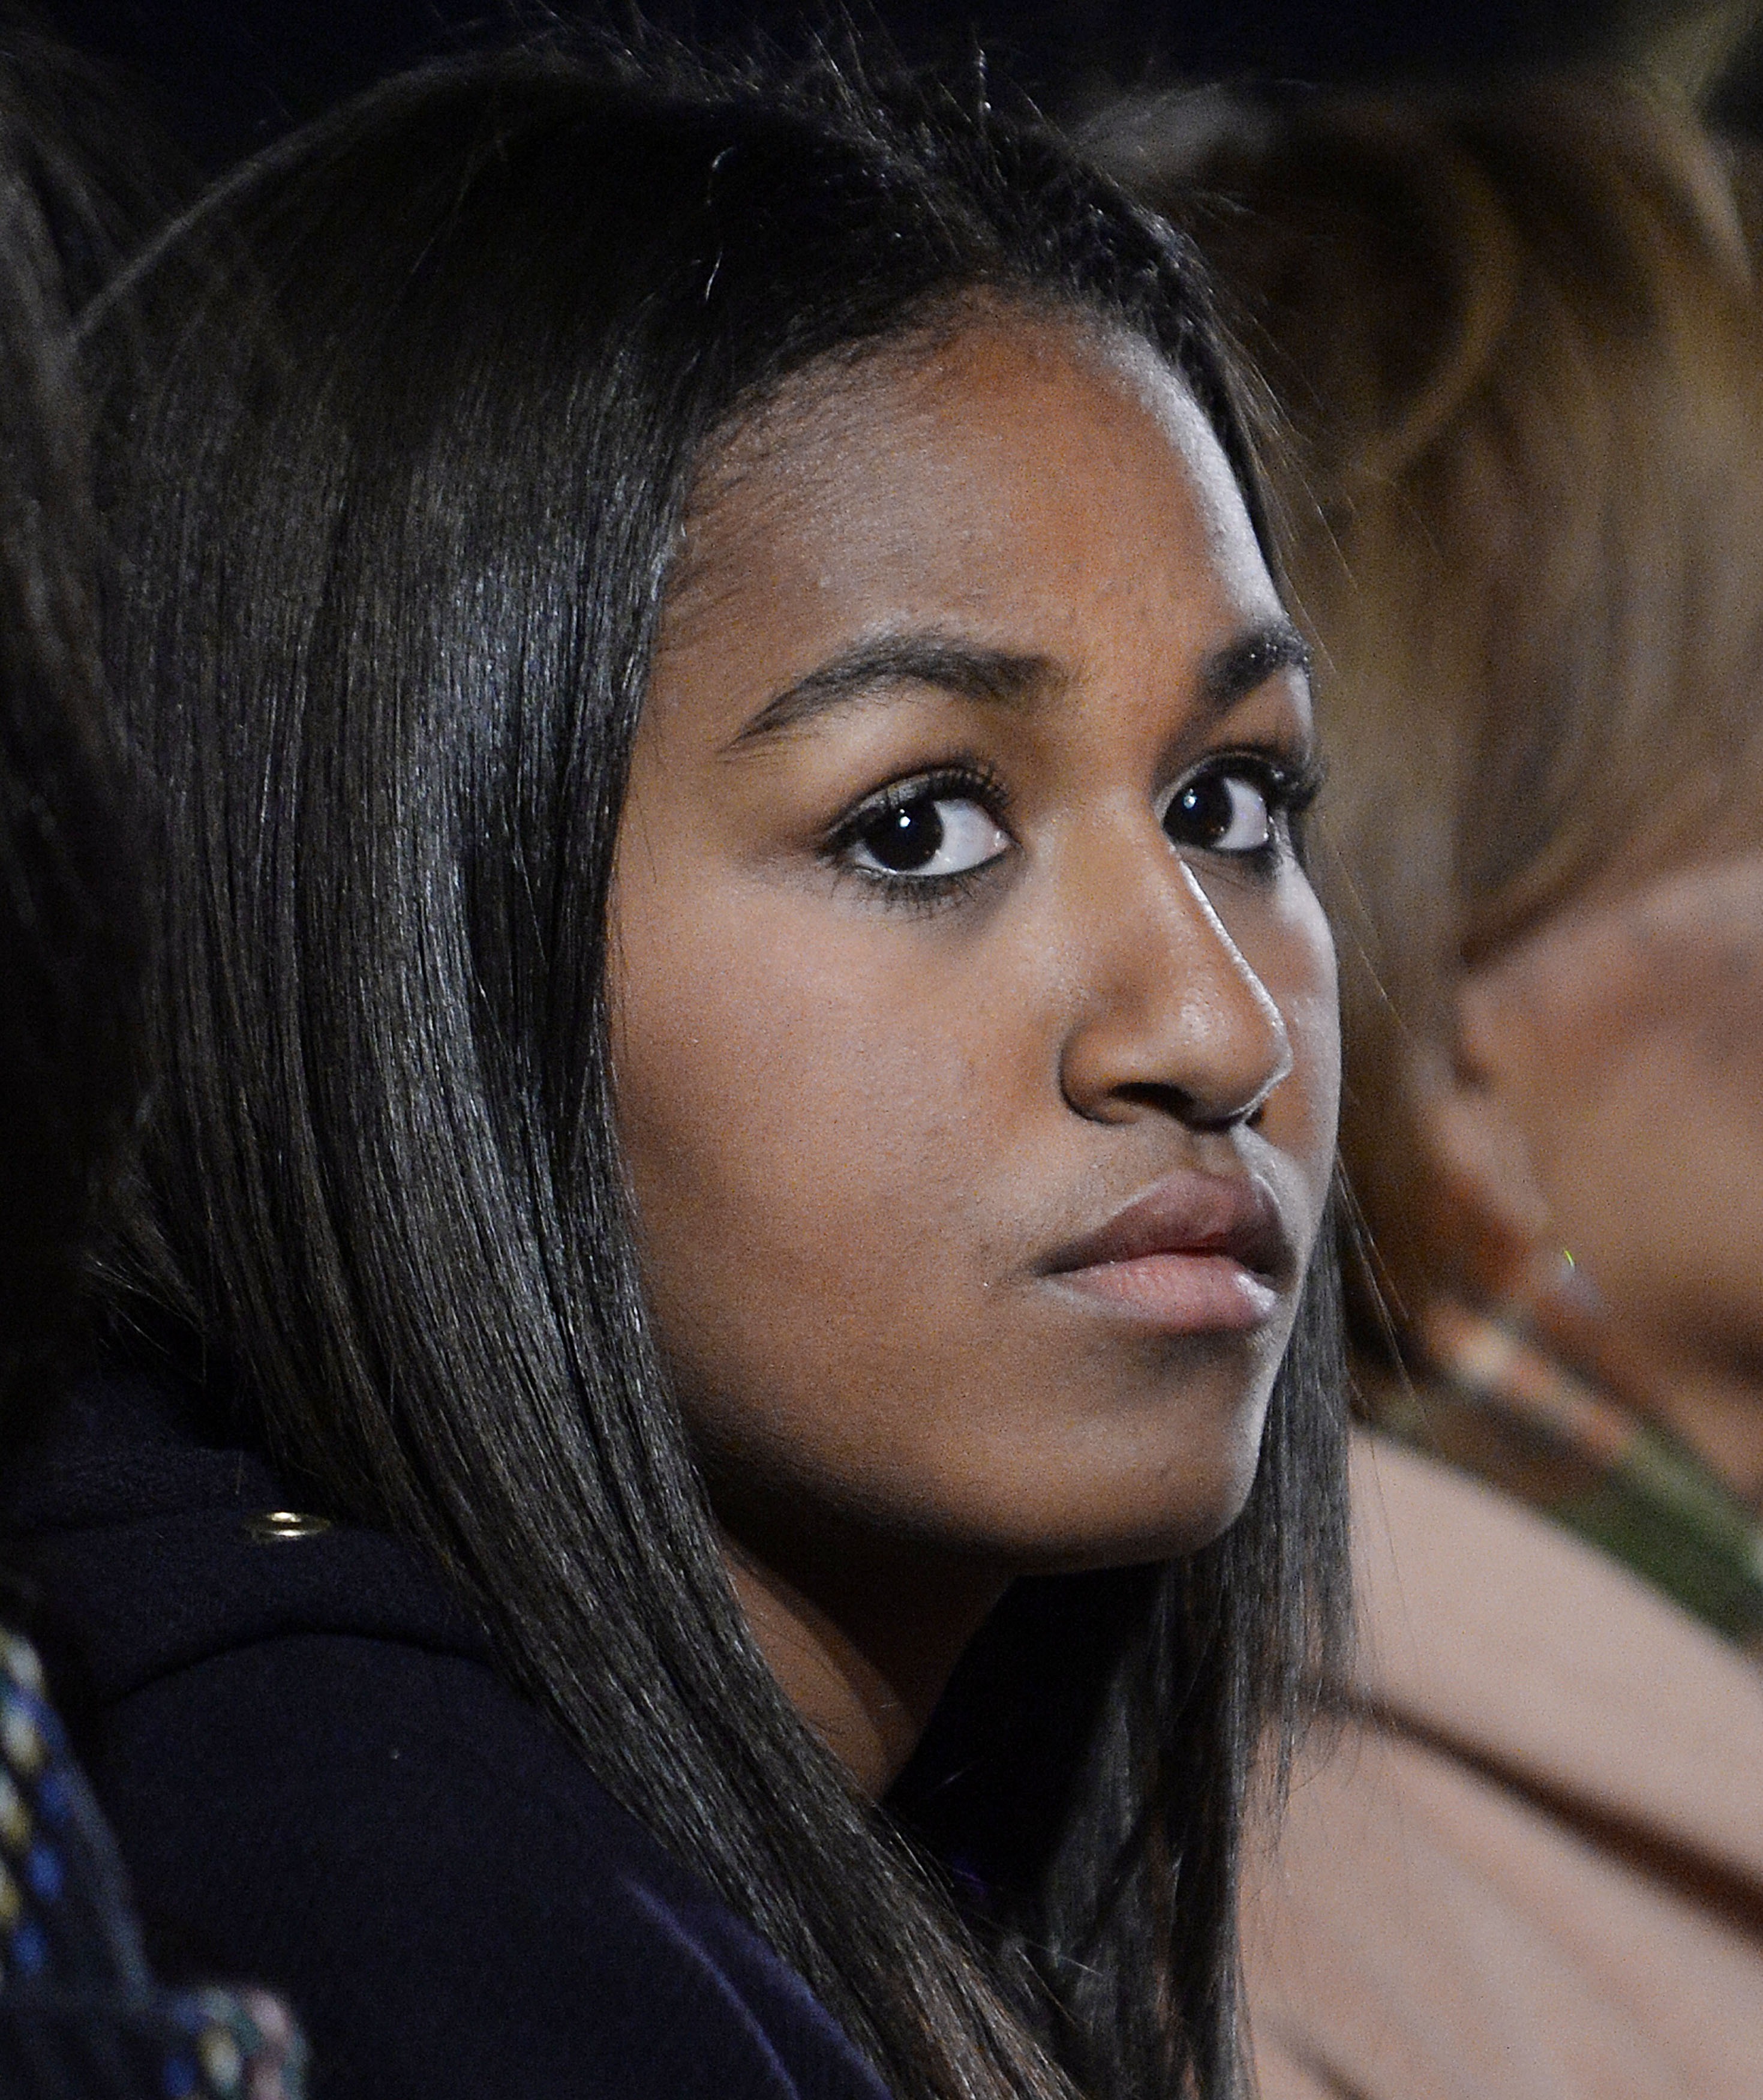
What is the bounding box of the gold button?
[244,1510,333,1543]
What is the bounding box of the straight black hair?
[0,23,167,1415]
[97,41,1348,2100]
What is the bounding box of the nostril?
[1109,1079,1265,1133]
[1110,1080,1195,1123]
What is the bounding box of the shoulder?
[101,1633,882,2100]
[1241,1431,1763,2100]
[1346,1429,1763,1852]
[4,1373,889,2100]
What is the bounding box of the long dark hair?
[0,25,167,1414]
[97,44,1347,2100]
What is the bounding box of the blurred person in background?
[0,33,304,2099]
[1096,80,1763,2100]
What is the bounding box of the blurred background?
[23,0,1763,170]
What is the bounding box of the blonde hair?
[1098,80,1763,1334]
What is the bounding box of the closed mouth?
[1042,1168,1293,1284]
[1038,1169,1295,1332]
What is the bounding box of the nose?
[1057,840,1294,1132]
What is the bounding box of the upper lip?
[1041,1168,1295,1284]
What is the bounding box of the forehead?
[659,309,1280,694]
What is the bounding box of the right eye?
[843,782,1010,882]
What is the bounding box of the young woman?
[1099,81,1763,2099]
[12,46,1345,2100]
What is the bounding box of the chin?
[964,1424,1272,1575]
[1046,1490,1262,1573]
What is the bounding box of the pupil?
[1167,775,1232,847]
[864,797,944,872]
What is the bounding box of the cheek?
[609,879,1001,1388]
[1540,1016,1763,1349]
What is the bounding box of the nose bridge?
[1057,812,1293,1127]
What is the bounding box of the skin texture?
[1442,850,1763,1503]
[610,312,1339,1794]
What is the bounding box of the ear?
[1406,981,1554,1291]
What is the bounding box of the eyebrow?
[730,635,1056,745]
[1202,621,1311,709]
[728,616,1311,747]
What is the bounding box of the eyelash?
[823,761,1012,913]
[1185,747,1326,872]
[821,746,1324,911]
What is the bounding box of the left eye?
[846,790,1010,878]
[1161,767,1275,856]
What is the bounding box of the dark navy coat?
[0,1373,891,2100]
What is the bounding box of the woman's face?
[611,312,1338,1592]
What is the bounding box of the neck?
[719,1526,1009,1800]
[1591,1327,1763,1511]
[1506,1265,1763,1513]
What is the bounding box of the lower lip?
[1051,1252,1280,1331]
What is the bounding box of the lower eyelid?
[837,862,1000,917]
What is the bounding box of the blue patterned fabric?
[0,1629,307,2100]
